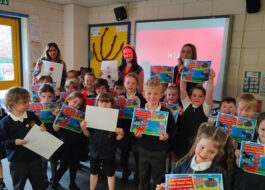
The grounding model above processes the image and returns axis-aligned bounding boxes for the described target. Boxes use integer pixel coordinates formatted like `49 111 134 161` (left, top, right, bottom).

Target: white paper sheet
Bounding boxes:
101 60 118 88
23 125 64 160
38 60 63 88
85 106 118 132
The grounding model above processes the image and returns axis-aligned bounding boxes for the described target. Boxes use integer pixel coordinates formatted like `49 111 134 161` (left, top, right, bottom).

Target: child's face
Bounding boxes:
124 76 137 93
83 75 95 89
195 138 218 164
180 46 193 61
65 85 77 93
97 101 112 108
37 79 49 85
237 101 255 118
12 98 30 115
190 89 205 107
40 92 54 103
95 85 107 95
67 72 76 80
114 85 125 93
68 97 83 110
220 102 237 115
166 89 179 104
143 87 162 106
258 120 265 144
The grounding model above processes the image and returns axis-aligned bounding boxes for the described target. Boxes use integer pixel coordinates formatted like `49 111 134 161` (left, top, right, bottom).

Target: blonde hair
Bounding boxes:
65 91 86 111
144 80 162 92
65 79 80 90
95 92 115 108
4 87 30 112
236 94 256 112
178 122 235 175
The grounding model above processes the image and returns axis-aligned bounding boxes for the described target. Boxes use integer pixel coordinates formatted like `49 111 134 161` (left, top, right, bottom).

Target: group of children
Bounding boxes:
0 64 264 190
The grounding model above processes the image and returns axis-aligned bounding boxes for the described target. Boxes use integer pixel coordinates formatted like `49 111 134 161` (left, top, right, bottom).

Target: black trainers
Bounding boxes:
69 183 80 190
0 181 5 190
122 169 131 183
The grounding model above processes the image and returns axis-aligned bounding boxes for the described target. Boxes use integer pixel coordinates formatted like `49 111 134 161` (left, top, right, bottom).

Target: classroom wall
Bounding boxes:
1 0 265 111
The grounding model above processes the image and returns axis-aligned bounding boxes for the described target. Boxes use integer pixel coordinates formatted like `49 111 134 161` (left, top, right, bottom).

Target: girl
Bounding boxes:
173 43 198 92
117 44 144 93
80 92 124 190
50 92 89 190
118 73 146 183
65 79 80 93
38 83 58 187
176 69 215 159
236 112 265 190
33 42 67 88
81 73 96 103
0 87 46 190
156 122 235 190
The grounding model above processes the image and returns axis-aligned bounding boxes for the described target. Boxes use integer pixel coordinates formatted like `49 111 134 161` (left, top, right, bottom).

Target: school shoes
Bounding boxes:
69 183 80 190
0 180 5 190
122 169 131 183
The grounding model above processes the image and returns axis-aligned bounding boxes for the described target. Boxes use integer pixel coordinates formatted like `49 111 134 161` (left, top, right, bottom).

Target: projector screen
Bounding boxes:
135 16 233 101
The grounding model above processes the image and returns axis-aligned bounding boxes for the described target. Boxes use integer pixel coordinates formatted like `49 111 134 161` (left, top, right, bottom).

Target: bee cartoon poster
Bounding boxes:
160 102 179 122
181 59 211 83
54 105 84 133
29 102 57 123
115 98 140 119
150 66 174 83
240 141 265 176
216 112 256 142
130 108 168 136
165 174 223 190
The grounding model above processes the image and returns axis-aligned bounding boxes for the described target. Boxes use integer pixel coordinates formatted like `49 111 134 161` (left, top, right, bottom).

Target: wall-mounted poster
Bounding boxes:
260 74 265 96
89 22 130 78
243 71 261 93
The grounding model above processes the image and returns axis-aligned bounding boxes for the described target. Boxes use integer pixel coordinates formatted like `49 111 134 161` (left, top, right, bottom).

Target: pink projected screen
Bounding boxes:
135 17 232 101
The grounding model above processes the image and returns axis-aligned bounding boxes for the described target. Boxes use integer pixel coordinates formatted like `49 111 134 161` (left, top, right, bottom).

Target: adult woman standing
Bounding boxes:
33 42 67 88
118 44 144 94
173 43 197 93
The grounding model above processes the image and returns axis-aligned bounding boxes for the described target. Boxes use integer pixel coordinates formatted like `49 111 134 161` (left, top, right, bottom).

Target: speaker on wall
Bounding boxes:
246 0 260 13
114 6 127 21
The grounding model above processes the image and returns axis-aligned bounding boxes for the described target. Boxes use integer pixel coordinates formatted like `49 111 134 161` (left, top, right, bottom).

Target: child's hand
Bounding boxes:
159 132 168 141
15 139 28 145
131 96 140 101
53 109 60 117
37 61 43 72
178 106 183 116
156 183 166 190
56 88 61 97
39 124 46 132
209 69 216 79
235 149 241 158
134 131 143 138
118 95 126 99
80 120 87 130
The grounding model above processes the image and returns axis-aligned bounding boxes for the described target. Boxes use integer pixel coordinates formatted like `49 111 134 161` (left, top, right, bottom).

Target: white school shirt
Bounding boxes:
182 96 211 117
190 155 212 171
10 112 28 123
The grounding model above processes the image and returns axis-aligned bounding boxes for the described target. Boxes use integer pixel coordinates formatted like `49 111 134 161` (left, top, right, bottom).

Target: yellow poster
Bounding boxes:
89 22 130 78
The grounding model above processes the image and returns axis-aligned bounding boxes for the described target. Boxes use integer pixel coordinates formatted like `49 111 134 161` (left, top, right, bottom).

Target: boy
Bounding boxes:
236 94 256 119
82 73 95 98
37 75 53 85
134 80 175 190
66 70 79 81
0 87 45 190
113 80 125 93
220 97 237 116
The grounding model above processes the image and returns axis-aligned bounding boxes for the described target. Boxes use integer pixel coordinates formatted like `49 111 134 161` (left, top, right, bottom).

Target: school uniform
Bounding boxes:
138 104 175 190
176 97 211 159
117 92 146 181
81 89 96 105
0 111 45 190
0 107 7 161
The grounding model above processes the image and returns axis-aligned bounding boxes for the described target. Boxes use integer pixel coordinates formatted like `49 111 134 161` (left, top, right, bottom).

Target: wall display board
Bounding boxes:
243 71 261 93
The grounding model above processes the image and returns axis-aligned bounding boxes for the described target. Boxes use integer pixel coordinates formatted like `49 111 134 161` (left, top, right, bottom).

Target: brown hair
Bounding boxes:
95 92 115 108
125 72 139 84
257 112 265 130
37 75 53 84
64 91 86 111
144 80 162 92
41 42 62 62
181 43 197 60
4 87 30 112
65 79 80 90
236 94 256 112
178 122 235 175
38 83 55 96
220 97 236 108
67 70 79 78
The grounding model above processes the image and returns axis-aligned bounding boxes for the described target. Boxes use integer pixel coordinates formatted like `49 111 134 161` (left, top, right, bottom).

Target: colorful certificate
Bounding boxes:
150 66 174 83
29 102 57 123
240 141 265 176
181 59 211 83
216 112 256 142
115 98 140 119
130 108 168 136
160 102 179 122
31 85 41 102
166 174 223 190
54 105 84 133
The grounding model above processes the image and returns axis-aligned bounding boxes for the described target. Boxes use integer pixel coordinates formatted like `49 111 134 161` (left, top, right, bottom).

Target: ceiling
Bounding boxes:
46 0 146 7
